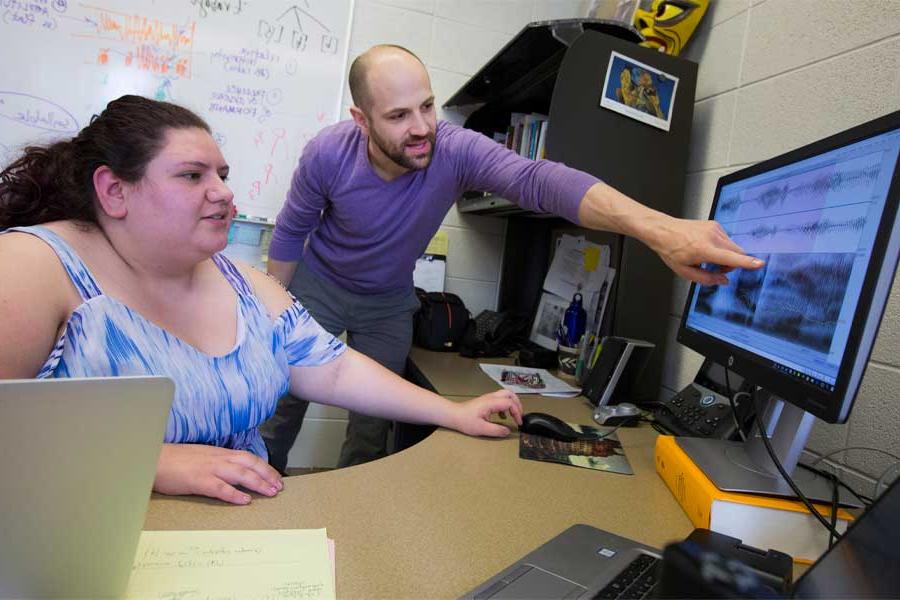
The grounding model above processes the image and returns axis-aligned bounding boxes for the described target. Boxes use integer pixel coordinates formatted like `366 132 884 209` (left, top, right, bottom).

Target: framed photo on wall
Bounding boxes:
599 50 679 131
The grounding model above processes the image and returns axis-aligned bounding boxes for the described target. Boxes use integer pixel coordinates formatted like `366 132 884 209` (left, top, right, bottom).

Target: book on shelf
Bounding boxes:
509 112 526 156
523 114 539 158
536 119 548 160
503 112 548 160
654 435 854 564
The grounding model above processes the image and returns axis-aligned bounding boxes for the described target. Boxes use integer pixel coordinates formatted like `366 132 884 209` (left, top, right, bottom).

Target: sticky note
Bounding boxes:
425 229 449 256
583 246 600 272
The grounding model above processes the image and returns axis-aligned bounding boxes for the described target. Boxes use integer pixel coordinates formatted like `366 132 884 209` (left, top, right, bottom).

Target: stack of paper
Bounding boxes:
126 529 336 599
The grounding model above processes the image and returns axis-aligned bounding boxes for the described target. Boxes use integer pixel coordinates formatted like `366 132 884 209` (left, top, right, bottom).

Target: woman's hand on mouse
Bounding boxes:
451 390 523 437
153 443 284 505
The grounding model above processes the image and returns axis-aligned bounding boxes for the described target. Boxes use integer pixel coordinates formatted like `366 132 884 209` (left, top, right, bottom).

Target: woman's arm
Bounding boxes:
290 348 523 437
0 233 75 378
240 263 523 436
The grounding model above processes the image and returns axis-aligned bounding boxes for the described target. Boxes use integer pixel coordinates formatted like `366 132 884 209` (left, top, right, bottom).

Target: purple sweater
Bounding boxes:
269 120 599 293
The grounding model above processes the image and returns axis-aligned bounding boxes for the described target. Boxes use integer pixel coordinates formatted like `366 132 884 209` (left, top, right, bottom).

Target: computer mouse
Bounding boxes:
520 412 585 442
593 402 642 426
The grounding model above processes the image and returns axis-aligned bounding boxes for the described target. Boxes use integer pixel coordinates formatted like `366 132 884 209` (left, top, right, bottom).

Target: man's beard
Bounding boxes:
370 127 436 171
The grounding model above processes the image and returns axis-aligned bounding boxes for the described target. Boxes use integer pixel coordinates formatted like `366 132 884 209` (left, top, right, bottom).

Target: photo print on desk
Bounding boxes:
501 369 546 390
480 364 580 395
520 423 633 475
599 51 678 132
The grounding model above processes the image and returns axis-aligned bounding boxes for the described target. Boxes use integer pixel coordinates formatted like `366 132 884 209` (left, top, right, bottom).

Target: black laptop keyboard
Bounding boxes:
592 553 660 599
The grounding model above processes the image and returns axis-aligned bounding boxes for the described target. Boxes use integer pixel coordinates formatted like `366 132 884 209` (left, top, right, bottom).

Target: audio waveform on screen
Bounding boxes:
728 215 867 241
695 252 853 353
718 161 881 218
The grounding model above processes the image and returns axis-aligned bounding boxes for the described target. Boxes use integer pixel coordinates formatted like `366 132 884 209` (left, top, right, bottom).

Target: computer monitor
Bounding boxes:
675 110 900 503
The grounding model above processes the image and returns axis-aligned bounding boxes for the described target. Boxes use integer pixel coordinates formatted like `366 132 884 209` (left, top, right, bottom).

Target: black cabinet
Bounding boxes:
443 20 698 402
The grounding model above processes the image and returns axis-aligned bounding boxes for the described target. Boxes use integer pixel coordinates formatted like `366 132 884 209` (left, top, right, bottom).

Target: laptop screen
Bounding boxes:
792 476 900 597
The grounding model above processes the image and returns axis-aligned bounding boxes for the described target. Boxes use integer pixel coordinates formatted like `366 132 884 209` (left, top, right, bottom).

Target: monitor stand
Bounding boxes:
676 395 862 507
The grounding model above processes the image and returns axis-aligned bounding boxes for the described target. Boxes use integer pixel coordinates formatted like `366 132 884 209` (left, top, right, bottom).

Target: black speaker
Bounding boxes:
582 336 654 407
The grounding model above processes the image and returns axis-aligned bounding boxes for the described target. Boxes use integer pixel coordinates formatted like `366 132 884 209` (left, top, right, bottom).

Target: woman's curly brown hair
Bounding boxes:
0 95 210 228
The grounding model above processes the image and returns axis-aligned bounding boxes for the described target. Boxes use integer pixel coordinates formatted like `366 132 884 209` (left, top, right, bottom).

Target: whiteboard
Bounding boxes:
0 0 353 222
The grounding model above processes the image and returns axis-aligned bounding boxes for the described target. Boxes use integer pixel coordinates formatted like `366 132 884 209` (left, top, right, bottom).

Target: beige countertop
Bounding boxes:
145 392 693 599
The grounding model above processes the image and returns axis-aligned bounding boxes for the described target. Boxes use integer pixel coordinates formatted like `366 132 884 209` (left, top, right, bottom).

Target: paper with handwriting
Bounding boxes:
125 529 335 599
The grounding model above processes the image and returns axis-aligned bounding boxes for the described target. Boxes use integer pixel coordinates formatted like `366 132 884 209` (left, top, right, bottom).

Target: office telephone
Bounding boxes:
653 359 754 439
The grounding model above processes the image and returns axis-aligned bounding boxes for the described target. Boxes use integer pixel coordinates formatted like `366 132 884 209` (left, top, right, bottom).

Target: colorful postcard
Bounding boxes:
599 50 678 132
519 422 633 475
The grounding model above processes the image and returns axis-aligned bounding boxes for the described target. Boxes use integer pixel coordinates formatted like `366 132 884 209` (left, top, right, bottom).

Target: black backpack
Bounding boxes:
413 289 469 351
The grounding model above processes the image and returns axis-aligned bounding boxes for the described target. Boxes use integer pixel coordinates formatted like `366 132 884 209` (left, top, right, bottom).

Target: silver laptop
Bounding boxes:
0 377 174 599
462 524 661 599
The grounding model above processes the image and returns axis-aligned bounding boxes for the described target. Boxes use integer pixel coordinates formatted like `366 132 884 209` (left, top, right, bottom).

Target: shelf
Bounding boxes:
443 19 640 111
458 194 560 217
457 194 517 215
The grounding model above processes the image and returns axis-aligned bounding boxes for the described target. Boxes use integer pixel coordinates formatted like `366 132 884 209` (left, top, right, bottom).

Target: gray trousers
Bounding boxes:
260 260 420 471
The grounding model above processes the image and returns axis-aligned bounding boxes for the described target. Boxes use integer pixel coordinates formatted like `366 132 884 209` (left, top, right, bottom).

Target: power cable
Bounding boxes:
751 387 843 541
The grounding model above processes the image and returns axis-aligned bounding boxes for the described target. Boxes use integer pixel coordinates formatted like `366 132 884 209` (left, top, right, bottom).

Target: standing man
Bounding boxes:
262 45 760 471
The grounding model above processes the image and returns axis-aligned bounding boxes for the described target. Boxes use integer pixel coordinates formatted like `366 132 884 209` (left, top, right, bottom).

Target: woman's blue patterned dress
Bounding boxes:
5 225 346 459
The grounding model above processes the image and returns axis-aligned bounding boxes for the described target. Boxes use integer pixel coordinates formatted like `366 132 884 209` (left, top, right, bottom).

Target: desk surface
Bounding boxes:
145 393 693 598
408 346 508 396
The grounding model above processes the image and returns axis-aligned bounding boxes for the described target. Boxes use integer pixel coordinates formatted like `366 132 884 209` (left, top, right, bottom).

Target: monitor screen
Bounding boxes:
678 112 900 423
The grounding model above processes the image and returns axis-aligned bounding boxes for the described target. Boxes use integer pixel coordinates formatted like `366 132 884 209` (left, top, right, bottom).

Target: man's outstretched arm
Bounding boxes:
577 182 764 285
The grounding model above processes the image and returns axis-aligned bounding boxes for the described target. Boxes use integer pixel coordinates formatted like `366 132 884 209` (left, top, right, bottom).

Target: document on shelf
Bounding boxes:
543 235 610 302
413 254 446 292
125 529 336 599
480 363 580 396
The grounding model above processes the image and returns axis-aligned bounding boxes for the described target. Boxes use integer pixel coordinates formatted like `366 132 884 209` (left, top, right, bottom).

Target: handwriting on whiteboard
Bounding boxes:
0 91 79 133
188 0 245 19
208 84 285 124
1 0 67 30
210 47 280 80
257 4 338 54
79 5 197 78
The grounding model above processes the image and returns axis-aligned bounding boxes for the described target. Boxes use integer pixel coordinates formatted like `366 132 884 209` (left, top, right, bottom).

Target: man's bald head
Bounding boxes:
348 45 426 112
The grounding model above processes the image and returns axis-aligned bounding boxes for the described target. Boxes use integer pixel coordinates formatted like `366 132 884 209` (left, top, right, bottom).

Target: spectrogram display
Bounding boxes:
695 253 853 353
685 125 899 384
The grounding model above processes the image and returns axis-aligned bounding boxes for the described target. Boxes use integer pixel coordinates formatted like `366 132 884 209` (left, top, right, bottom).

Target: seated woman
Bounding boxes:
0 95 523 505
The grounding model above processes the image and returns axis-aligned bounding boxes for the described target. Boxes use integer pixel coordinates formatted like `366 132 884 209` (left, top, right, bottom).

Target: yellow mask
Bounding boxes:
633 0 709 56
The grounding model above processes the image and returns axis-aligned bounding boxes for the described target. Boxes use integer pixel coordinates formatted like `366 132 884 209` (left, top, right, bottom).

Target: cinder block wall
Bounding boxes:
661 0 900 498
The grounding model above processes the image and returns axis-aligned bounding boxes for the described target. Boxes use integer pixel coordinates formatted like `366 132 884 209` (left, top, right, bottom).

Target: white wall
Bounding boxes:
289 0 590 468
661 0 900 498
